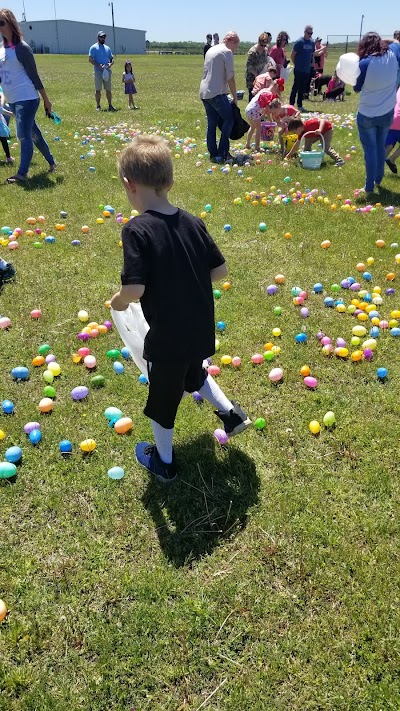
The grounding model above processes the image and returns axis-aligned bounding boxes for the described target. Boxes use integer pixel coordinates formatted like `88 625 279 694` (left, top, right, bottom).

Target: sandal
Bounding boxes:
6 175 26 184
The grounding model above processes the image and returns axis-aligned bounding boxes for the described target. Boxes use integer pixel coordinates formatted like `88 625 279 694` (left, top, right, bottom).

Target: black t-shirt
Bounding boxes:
203 42 211 58
121 208 225 363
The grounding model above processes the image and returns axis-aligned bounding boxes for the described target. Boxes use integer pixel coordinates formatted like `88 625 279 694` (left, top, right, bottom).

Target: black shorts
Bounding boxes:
144 360 208 429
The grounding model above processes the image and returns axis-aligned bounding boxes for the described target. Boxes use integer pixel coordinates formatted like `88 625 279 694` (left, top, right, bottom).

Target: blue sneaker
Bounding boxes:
0 258 16 284
135 442 177 483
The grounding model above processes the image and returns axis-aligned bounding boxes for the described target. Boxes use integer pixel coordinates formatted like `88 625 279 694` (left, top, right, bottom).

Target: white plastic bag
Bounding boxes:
280 65 292 82
336 53 360 86
111 303 149 376
102 67 110 81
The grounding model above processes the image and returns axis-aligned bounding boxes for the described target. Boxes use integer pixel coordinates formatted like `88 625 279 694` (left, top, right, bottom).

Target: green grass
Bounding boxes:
1 53 400 710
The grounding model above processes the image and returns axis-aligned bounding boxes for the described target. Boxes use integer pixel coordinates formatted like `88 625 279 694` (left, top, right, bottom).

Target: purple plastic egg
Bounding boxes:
316 331 325 341
300 307 309 318
336 338 346 347
266 284 278 296
363 348 373 361
24 421 41 434
71 386 89 400
77 332 90 341
386 288 395 295
45 354 56 364
193 391 203 403
214 428 229 445
103 320 113 330
321 336 331 346
350 282 360 291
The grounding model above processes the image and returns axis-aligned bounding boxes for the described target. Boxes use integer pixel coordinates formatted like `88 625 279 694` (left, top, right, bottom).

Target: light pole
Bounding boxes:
22 0 26 21
359 14 365 41
108 2 116 54
53 0 60 53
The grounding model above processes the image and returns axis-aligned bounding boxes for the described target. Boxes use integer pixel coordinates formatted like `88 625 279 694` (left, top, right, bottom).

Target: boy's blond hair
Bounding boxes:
118 134 173 193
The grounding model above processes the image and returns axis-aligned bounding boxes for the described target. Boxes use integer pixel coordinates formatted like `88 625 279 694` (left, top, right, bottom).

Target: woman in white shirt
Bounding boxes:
0 8 56 183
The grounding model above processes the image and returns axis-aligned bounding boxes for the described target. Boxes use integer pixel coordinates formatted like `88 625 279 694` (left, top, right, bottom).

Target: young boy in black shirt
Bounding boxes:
111 135 251 483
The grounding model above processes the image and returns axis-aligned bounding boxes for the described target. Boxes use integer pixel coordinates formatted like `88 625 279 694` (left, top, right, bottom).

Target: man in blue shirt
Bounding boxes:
290 25 324 112
88 31 116 111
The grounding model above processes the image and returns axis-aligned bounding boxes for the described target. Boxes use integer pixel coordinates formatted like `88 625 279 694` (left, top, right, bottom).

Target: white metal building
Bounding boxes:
20 20 146 55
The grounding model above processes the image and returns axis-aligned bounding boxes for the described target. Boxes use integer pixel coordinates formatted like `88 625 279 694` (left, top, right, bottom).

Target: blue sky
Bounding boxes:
7 0 399 43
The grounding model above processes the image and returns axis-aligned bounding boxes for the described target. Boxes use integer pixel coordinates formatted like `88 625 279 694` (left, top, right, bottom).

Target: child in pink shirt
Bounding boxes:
269 98 300 152
245 89 276 151
323 73 345 101
385 87 400 173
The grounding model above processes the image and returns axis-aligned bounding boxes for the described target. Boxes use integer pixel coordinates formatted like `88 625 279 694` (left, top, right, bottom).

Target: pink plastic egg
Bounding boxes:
321 336 332 346
84 355 97 369
269 367 283 383
78 347 91 358
251 353 264 365
0 317 11 329
30 309 42 319
232 356 241 367
304 376 318 389
208 365 220 376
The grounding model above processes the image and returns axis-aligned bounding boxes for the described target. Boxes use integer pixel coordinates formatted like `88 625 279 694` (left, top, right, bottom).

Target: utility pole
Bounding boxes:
108 2 116 54
53 0 61 53
359 14 365 41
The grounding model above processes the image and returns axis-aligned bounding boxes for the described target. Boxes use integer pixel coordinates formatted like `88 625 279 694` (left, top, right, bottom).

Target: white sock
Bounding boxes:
198 375 232 413
151 420 173 464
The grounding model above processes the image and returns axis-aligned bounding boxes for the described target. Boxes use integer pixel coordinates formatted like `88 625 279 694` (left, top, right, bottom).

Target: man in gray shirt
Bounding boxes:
199 31 239 162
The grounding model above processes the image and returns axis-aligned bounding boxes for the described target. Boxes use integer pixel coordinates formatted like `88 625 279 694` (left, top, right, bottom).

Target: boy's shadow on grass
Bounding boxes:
142 433 259 568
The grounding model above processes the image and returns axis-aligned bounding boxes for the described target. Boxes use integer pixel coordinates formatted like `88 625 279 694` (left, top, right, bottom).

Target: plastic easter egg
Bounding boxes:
0 599 7 620
47 362 60 376
103 320 113 330
80 438 96 452
43 369 54 384
295 333 307 343
106 349 121 360
216 321 226 332
214 428 229 445
300 307 309 318
0 462 17 478
108 466 125 480
221 355 232 366
0 316 11 329
304 376 318 389
104 407 123 422
0 430 5 440
251 353 264 364
113 361 125 374
361 338 377 351
84 355 97 369
38 343 51 356
45 354 56 364
275 274 285 284
272 327 281 338
222 281 231 291
391 327 400 337
121 347 131 360
321 240 331 249
223 224 231 232
352 325 367 337
81 225 90 233
269 367 283 383
32 355 45 367
71 239 81 247
59 440 72 454
309 420 321 435
30 309 42 319
208 365 220 376
351 350 363 362
43 386 56 398
91 374 105 387
114 417 133 434
138 374 148 385
266 284 278 296
335 347 349 358
300 365 310 377
375 239 385 248
193 391 203 403
24 421 40 435
71 386 89 400
78 310 89 322
254 417 266 430
322 344 333 356
313 283 323 293
323 411 336 427
259 222 267 232
29 429 42 445
377 367 388 380
1 400 14 414
11 366 29 380
232 356 241 367
5 446 22 463
77 347 90 358
215 338 220 351
39 397 53 413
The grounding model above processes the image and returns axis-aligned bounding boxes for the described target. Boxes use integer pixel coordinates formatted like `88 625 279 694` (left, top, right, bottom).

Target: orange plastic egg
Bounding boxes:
39 397 54 413
114 417 133 434
32 355 45 366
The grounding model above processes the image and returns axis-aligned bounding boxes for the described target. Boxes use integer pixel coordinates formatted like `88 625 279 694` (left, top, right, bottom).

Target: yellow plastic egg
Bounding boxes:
0 429 5 441
200 211 207 219
352 325 367 337
27 217 36 225
48 362 61 376
389 319 398 328
309 420 321 435
96 218 104 224
336 303 346 313
335 347 349 358
361 338 377 351
222 281 231 290
272 328 281 337
271 345 281 355
80 438 97 452
357 312 368 321
367 257 374 265
105 300 111 309
351 350 363 362
78 310 89 322
221 355 232 365
391 310 400 319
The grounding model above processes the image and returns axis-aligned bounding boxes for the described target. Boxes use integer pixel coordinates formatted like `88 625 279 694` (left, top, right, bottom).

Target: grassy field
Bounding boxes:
1 52 400 710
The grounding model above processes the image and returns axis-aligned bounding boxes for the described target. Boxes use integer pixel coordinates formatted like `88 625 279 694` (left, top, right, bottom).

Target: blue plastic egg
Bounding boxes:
5 446 22 463
377 367 388 380
107 466 125 480
217 321 226 331
29 429 42 445
11 366 29 380
313 283 323 293
59 439 72 454
113 361 125 374
370 326 380 338
295 333 307 343
138 374 148 385
104 407 123 422
224 224 231 231
362 271 372 281
45 236 56 244
1 400 14 414
324 297 334 308
121 347 131 359
390 327 400 336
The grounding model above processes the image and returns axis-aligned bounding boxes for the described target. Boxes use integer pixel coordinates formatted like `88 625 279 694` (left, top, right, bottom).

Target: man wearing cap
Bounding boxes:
289 25 324 111
89 31 116 111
